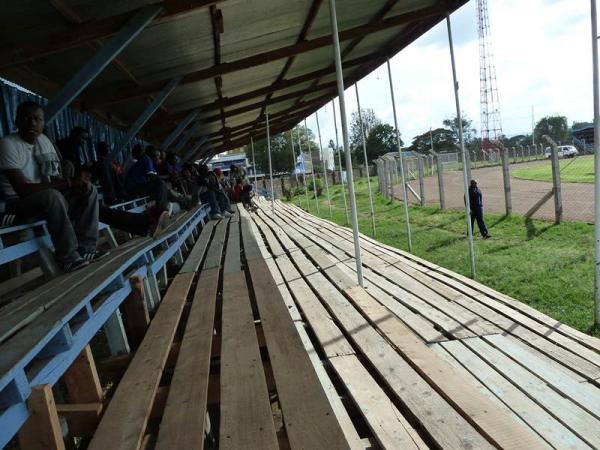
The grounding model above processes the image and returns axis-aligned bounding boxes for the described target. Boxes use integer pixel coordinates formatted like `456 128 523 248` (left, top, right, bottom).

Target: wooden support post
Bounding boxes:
64 345 102 404
18 385 66 450
104 227 119 249
417 155 425 206
436 155 446 210
103 310 130 355
500 144 512 215
549 139 563 224
121 276 150 349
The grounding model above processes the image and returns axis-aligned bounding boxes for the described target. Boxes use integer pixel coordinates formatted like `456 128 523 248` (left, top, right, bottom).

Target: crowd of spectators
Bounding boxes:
0 100 257 273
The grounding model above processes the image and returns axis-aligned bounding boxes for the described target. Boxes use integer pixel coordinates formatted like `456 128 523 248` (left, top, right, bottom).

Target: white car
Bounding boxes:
544 145 577 159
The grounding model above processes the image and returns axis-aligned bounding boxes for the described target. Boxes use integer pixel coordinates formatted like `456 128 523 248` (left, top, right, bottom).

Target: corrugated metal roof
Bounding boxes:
0 0 468 160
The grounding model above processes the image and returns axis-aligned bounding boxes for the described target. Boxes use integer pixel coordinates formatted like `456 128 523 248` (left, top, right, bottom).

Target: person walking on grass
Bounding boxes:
468 179 490 239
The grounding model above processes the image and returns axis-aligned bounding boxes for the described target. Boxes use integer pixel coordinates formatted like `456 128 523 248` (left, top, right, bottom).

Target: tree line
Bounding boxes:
247 109 588 174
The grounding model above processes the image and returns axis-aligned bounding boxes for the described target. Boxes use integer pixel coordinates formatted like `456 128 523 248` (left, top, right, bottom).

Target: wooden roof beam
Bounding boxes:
83 2 449 106
0 0 224 69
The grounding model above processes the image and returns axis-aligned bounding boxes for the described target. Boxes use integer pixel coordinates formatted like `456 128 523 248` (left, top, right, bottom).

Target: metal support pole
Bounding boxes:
251 136 258 188
447 14 476 279
332 99 350 225
297 127 311 210
329 0 363 287
592 0 600 325
386 58 413 252
160 109 199 150
355 83 376 236
290 130 299 186
111 76 182 160
266 111 275 210
316 112 333 218
305 118 320 214
45 6 162 124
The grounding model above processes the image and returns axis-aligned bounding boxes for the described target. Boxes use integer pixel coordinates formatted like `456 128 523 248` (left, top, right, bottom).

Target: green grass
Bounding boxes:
513 155 595 183
289 177 599 336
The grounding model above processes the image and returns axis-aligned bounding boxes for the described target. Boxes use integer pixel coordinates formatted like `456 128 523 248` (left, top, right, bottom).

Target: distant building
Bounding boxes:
207 152 262 178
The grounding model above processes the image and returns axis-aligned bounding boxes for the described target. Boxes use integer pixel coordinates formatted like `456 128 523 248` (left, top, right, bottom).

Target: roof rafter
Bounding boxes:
0 0 224 68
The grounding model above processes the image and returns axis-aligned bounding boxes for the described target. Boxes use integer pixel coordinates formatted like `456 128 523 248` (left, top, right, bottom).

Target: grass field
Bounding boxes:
289 177 598 336
513 155 594 183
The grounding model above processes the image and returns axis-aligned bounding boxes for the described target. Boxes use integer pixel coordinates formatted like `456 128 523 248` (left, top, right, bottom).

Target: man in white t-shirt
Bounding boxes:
0 101 105 272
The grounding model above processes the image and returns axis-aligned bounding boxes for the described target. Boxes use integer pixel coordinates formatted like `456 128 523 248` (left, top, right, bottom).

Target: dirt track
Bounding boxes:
402 160 594 223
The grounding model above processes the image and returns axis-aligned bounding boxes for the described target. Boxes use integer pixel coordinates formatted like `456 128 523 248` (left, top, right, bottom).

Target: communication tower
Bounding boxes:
477 0 503 151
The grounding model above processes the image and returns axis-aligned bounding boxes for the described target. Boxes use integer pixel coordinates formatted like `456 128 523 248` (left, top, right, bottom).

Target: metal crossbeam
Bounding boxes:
160 109 200 150
110 76 183 160
45 5 162 124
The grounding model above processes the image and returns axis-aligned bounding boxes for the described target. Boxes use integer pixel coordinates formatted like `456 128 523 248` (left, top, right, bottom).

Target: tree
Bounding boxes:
349 108 381 152
364 123 400 162
572 121 593 130
408 128 456 155
442 115 477 145
505 134 531 148
251 125 320 175
534 116 569 144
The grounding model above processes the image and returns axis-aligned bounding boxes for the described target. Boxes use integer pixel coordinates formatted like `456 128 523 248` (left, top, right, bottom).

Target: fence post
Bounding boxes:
417 155 425 206
435 155 446 209
494 141 512 215
545 136 563 224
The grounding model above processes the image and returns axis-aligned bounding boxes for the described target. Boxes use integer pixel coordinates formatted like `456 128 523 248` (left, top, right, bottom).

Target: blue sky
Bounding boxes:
307 0 594 155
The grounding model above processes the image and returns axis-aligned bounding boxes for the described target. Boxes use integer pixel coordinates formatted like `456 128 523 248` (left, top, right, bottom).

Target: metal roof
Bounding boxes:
0 0 467 161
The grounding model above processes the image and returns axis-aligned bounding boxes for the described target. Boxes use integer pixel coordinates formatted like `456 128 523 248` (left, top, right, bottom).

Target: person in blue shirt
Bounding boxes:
468 179 490 239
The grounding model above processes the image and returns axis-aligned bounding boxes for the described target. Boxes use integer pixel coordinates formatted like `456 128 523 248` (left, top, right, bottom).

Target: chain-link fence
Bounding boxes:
375 140 593 224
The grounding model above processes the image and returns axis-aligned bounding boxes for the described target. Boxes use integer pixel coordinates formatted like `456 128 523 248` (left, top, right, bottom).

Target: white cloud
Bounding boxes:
307 0 594 156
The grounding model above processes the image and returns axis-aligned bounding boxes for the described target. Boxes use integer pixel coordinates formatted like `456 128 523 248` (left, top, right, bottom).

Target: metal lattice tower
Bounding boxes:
477 0 503 151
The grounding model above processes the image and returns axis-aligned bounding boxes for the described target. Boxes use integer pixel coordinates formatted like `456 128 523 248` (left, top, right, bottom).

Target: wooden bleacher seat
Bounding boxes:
88 208 349 450
0 205 209 447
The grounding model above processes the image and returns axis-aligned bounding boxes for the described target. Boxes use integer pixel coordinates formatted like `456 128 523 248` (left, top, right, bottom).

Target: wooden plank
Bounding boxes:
247 257 351 449
433 342 584 450
0 238 148 344
485 334 600 419
220 272 278 449
293 324 363 450
224 219 241 273
155 268 220 450
293 269 493 449
203 218 229 269
63 345 102 404
278 203 600 378
0 267 43 299
179 221 215 273
334 262 446 343
463 337 600 447
88 272 195 450
56 402 102 437
343 286 547 450
18 385 65 450
120 275 149 350
329 355 427 450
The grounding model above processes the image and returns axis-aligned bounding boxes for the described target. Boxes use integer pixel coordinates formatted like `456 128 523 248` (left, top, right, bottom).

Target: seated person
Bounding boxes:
125 146 193 214
0 102 107 272
57 126 89 178
197 165 233 220
93 141 126 205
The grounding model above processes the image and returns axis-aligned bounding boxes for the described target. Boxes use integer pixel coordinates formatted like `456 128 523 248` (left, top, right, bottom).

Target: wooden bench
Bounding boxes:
0 196 150 298
87 207 349 450
249 198 600 449
0 204 209 448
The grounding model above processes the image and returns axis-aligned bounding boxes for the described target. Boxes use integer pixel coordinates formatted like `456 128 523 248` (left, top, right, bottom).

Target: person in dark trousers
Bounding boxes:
468 179 490 239
57 126 89 178
0 102 105 272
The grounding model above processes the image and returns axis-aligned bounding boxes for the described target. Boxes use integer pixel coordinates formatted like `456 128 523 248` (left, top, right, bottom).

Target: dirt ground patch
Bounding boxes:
402 160 594 223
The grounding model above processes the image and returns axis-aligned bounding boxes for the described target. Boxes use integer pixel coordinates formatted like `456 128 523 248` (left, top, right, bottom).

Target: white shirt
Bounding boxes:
0 133 57 200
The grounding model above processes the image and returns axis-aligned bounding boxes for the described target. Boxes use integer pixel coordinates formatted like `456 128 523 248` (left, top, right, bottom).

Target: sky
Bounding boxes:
304 0 594 159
